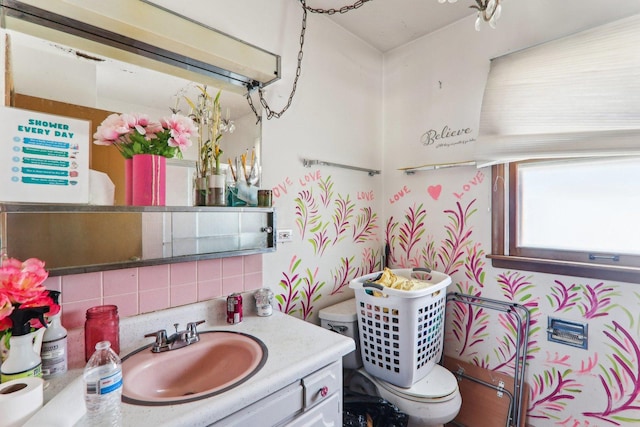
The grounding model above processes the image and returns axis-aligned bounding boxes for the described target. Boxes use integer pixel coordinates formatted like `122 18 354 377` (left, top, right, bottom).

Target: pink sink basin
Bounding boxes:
121 331 267 405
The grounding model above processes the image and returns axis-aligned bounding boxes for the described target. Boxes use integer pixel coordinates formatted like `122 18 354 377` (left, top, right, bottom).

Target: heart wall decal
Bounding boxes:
428 185 442 200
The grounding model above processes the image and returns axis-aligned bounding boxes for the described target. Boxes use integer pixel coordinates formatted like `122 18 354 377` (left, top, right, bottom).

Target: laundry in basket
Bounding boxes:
349 268 451 388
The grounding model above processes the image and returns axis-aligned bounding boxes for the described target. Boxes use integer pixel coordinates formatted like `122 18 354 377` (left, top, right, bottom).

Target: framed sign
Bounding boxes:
0 106 90 203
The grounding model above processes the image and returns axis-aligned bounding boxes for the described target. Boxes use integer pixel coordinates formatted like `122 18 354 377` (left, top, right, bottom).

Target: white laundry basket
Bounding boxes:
349 268 451 388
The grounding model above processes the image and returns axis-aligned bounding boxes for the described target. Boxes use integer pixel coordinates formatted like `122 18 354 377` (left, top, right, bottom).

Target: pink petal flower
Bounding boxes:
0 291 14 329
0 257 48 304
168 133 193 151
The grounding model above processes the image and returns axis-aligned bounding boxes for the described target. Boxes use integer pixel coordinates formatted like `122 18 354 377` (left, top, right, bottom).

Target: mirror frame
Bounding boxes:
0 0 280 92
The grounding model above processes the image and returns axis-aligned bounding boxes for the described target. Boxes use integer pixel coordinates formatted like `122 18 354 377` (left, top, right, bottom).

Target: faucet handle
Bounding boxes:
186 320 205 343
144 329 168 352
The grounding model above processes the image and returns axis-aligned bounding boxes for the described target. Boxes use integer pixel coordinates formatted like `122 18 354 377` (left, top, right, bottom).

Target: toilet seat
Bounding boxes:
372 365 459 403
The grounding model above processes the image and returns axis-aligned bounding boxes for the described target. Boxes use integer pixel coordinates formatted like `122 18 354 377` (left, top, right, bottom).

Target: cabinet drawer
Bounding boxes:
285 393 341 427
302 361 342 410
213 381 303 426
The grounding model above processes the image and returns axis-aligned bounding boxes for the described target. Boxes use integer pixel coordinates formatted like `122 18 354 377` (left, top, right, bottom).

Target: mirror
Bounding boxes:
6 28 262 205
1 205 276 276
0 0 279 274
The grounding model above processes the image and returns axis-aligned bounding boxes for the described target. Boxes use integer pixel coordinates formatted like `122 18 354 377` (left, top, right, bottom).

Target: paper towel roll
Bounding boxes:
0 377 44 427
88 169 115 205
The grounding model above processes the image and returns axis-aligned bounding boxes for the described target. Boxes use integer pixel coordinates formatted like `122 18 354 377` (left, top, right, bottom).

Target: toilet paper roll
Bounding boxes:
0 377 44 427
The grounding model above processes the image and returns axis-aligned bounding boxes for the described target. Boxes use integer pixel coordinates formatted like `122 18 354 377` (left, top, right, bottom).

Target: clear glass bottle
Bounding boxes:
85 305 119 362
83 341 123 427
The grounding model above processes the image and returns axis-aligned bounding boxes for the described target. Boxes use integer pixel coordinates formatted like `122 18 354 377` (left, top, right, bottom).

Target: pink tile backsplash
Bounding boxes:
138 264 170 291
104 293 138 318
222 257 244 277
197 278 223 301
62 272 102 302
61 299 101 329
139 288 170 313
243 272 264 291
103 268 138 296
170 261 197 286
170 283 198 307
55 255 262 363
197 258 222 282
222 275 244 295
244 254 263 274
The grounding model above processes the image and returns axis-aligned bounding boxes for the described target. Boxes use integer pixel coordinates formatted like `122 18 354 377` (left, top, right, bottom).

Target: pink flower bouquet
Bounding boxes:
0 257 59 333
93 112 197 159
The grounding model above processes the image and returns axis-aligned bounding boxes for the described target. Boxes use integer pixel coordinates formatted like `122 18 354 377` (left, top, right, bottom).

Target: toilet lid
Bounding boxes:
378 365 459 402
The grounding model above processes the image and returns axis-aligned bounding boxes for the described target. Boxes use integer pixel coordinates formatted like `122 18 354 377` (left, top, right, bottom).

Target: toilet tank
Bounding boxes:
319 299 362 370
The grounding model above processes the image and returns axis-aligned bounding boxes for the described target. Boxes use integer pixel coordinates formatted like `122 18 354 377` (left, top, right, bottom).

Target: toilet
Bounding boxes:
320 298 461 427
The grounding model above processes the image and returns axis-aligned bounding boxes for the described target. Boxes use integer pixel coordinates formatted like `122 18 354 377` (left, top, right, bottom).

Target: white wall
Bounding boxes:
150 0 385 319
384 1 640 425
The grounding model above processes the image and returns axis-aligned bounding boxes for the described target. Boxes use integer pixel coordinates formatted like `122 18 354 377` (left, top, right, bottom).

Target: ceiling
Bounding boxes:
306 0 477 52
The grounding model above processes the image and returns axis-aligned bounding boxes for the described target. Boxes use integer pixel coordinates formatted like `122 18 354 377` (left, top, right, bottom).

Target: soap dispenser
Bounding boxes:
0 306 49 383
41 291 68 378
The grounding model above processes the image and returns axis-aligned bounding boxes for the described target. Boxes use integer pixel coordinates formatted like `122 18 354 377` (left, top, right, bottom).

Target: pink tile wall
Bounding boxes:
45 255 263 331
45 255 263 368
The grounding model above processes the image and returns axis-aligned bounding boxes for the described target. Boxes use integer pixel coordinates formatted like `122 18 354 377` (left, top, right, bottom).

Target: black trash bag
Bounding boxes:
343 389 409 427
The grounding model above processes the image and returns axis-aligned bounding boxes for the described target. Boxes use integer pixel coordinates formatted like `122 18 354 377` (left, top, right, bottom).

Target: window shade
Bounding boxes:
475 14 640 168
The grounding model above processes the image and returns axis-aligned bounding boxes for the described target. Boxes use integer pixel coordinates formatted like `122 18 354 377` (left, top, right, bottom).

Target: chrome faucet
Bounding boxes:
144 320 205 353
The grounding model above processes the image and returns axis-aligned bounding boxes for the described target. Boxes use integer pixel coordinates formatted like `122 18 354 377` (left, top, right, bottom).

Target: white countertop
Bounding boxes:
26 297 355 427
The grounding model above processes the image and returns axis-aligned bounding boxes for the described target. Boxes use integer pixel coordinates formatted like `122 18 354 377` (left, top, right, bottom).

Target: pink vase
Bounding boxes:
124 158 133 205
131 154 166 206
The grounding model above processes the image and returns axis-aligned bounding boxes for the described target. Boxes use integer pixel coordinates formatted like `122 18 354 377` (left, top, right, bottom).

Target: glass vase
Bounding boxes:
194 177 208 206
207 174 226 206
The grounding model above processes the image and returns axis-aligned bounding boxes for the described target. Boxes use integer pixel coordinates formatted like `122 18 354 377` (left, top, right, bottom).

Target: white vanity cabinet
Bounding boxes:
213 360 343 427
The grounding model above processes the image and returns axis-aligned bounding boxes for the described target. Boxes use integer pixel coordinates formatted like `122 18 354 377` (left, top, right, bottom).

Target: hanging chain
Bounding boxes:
246 0 374 122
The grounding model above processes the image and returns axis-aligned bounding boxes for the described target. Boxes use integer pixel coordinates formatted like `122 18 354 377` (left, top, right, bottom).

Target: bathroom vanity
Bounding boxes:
27 297 354 426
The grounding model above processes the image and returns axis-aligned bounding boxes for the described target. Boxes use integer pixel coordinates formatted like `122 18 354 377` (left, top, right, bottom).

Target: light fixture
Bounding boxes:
438 0 503 31
220 108 236 134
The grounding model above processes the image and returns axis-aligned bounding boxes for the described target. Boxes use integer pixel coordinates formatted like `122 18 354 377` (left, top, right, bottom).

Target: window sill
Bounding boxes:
487 254 640 284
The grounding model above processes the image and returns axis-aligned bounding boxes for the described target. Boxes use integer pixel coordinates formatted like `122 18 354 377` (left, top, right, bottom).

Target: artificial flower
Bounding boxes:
93 112 197 159
184 86 224 177
0 257 59 333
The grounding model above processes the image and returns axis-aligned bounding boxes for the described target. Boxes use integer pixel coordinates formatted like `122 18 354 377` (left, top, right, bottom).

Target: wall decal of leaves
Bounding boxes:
544 351 572 368
493 271 540 372
583 321 640 424
447 289 490 357
452 302 490 358
398 203 427 266
275 255 303 316
295 189 320 238
332 194 355 245
309 222 330 255
385 218 399 266
300 266 325 321
438 200 476 276
329 247 382 295
352 207 379 243
547 280 581 313
419 239 439 271
579 282 619 319
464 242 485 286
528 368 582 421
318 175 334 208
361 246 383 274
330 256 357 295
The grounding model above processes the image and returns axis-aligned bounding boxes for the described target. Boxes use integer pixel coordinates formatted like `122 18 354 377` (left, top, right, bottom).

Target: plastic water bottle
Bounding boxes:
83 341 123 426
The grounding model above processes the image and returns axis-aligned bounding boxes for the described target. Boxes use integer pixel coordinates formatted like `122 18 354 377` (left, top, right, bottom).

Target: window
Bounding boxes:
489 157 640 283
